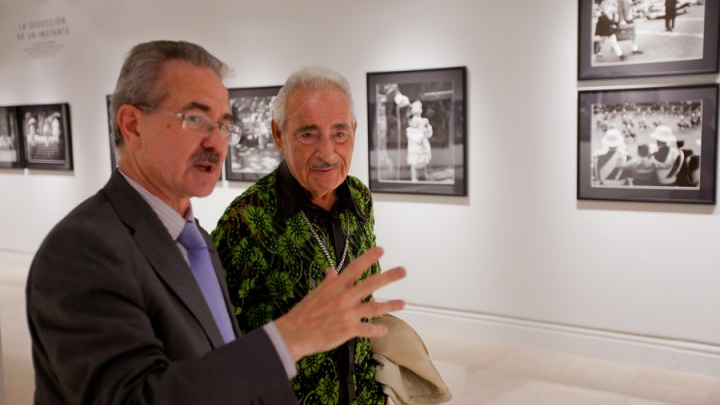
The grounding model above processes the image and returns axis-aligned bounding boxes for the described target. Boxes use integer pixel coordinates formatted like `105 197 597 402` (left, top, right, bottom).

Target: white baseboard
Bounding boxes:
398 303 720 377
0 249 32 270
5 248 718 377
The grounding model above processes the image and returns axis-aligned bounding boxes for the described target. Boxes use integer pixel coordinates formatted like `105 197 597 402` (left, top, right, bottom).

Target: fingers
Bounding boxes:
279 246 406 361
344 300 406 339
363 298 406 319
336 246 384 286
332 246 406 309
351 323 389 339
350 266 406 303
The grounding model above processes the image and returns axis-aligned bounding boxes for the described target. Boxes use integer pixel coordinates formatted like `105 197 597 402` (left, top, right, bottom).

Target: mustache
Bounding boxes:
191 149 221 165
311 161 338 169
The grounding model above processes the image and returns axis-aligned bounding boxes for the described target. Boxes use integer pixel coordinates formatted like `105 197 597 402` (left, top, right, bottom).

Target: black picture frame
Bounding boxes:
225 86 282 182
577 84 718 204
18 103 73 170
0 106 23 169
367 67 467 196
578 0 719 80
106 94 118 169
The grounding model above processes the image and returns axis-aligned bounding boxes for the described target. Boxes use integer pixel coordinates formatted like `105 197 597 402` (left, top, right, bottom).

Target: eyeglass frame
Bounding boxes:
134 105 240 144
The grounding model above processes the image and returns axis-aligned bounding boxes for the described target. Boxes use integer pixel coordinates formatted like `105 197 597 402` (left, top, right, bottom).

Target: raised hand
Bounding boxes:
275 247 406 362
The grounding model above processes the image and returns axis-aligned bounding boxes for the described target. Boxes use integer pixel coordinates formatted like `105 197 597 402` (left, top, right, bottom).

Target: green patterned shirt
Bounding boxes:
212 162 385 405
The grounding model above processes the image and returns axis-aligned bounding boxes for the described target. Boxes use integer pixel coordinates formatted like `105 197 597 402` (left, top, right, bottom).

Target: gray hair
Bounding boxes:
109 40 230 148
272 65 355 131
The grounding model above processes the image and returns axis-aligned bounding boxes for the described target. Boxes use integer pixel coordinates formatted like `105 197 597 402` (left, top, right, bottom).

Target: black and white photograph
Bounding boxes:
578 0 719 79
225 86 282 182
18 103 73 170
367 67 467 196
578 84 718 203
0 106 22 168
106 94 118 169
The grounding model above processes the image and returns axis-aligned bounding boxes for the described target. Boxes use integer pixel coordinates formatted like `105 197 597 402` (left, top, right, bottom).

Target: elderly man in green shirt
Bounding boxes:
213 66 386 405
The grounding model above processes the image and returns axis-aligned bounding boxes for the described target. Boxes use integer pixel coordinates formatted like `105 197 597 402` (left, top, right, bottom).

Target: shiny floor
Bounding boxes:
423 333 720 405
2 262 719 405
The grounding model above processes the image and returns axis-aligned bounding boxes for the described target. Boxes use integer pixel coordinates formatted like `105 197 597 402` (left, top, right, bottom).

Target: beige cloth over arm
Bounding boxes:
371 314 452 405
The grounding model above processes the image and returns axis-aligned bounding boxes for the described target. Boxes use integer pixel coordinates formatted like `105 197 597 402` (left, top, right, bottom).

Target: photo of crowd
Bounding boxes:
225 87 282 182
590 99 702 189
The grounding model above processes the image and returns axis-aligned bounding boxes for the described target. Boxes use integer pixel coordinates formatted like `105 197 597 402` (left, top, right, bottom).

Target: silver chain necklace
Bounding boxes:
300 210 350 272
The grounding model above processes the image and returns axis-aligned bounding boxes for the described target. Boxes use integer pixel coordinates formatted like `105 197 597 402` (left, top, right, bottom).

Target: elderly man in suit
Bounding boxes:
26 40 405 405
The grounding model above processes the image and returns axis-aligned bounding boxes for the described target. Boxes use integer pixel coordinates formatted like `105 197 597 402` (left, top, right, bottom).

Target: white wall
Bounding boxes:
0 322 4 405
1 0 719 376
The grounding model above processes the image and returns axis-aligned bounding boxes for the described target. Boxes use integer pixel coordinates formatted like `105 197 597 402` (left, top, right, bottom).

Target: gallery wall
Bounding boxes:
1 0 719 375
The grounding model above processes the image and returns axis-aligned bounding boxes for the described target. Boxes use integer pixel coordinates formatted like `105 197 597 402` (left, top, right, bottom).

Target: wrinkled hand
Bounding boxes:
275 247 406 362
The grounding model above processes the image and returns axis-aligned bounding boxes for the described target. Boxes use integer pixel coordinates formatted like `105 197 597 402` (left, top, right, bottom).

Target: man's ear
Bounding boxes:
271 119 283 151
116 104 142 148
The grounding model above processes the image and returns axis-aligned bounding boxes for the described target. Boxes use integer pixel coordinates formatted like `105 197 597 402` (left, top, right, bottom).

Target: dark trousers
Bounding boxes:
665 16 675 31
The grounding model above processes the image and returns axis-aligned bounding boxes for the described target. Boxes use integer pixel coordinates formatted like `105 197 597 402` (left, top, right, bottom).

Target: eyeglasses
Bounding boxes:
136 106 240 144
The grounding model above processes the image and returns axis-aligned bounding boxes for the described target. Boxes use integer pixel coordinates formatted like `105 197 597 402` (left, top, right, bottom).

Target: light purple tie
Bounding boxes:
178 220 235 344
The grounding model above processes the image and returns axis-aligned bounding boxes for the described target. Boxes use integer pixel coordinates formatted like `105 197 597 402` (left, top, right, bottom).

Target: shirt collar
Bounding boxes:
118 169 192 240
275 160 363 223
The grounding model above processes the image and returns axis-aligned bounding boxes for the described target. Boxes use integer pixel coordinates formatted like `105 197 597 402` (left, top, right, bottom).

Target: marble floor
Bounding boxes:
2 262 719 405
423 333 720 405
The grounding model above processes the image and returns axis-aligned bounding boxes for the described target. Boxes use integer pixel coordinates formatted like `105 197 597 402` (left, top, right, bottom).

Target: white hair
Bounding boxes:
272 65 355 130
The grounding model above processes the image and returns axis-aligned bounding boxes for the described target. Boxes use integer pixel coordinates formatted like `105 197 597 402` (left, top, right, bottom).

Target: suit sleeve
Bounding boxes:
27 210 297 405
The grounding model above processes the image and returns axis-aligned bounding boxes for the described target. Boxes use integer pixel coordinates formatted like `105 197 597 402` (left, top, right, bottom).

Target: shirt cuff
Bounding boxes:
263 322 297 379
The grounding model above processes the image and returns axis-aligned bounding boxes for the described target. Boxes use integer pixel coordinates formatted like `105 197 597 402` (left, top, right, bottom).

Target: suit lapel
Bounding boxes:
102 171 230 348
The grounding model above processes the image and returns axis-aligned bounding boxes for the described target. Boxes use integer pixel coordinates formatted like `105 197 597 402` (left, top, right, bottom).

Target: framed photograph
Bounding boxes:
367 67 467 196
577 84 718 204
18 103 73 170
106 94 118 169
224 86 282 182
578 0 719 79
0 106 23 168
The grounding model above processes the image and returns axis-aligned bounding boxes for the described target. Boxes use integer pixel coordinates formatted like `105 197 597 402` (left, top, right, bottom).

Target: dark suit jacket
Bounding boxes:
26 170 298 405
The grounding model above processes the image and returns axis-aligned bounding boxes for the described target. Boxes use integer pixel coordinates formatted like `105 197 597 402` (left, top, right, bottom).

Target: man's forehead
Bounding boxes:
159 64 231 115
288 89 351 112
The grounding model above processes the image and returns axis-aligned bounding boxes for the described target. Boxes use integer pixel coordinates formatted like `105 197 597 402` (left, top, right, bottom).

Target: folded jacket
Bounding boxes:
371 314 452 405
